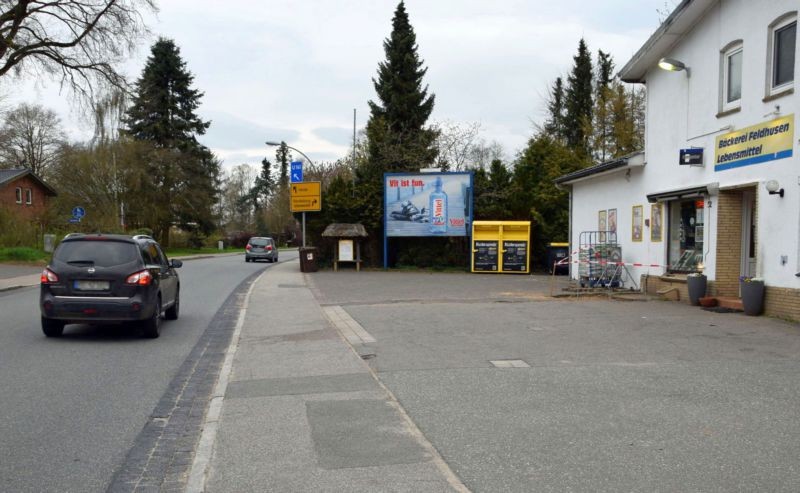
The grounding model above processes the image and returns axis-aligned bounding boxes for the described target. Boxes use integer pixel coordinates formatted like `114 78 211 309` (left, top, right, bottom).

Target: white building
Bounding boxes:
556 0 799 319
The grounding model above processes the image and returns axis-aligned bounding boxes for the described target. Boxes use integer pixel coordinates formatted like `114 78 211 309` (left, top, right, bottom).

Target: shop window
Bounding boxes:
668 199 704 273
721 42 743 111
25 188 32 205
767 13 796 96
15 187 22 204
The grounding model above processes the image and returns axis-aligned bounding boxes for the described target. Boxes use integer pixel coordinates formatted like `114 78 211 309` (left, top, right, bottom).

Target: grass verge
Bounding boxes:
0 247 49 264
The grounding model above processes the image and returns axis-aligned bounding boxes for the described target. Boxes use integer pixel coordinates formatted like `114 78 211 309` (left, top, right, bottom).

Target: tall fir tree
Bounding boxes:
543 77 566 142
275 142 291 189
124 38 219 244
366 1 438 172
357 1 439 265
564 38 594 157
591 50 615 161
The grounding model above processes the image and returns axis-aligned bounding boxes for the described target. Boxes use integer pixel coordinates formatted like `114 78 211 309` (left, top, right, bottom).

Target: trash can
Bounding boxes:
687 274 707 306
299 247 318 273
546 242 569 275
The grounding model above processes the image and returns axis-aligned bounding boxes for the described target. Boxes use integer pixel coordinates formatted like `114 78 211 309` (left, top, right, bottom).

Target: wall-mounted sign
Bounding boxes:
714 115 794 171
679 148 704 166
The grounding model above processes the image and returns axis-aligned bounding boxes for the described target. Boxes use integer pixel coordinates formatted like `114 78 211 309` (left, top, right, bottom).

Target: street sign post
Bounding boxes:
290 182 321 212
290 161 303 183
70 206 85 223
290 181 321 250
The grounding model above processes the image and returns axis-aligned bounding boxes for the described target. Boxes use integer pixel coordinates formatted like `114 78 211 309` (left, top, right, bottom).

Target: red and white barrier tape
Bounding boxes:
554 257 665 268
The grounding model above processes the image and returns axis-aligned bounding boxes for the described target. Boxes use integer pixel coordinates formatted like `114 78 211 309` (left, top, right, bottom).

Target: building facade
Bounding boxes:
556 0 799 319
0 168 58 221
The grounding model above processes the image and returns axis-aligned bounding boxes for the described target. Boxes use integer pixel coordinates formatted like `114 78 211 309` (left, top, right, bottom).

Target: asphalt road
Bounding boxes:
0 252 293 493
310 271 800 493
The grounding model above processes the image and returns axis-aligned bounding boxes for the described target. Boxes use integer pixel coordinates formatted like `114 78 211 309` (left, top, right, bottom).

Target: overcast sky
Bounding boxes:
10 0 673 172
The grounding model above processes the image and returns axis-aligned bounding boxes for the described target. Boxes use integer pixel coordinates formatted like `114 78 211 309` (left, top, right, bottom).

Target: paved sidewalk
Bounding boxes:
196 260 464 492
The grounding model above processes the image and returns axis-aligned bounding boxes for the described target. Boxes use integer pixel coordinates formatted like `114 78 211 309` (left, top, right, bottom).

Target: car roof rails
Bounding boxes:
132 234 154 241
63 233 85 239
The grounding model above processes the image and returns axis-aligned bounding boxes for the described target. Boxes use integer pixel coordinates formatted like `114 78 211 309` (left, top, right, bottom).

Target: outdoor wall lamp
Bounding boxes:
766 179 784 198
658 57 690 77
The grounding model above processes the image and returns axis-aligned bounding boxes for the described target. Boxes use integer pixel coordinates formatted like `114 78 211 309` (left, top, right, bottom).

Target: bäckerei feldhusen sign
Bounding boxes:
714 115 794 171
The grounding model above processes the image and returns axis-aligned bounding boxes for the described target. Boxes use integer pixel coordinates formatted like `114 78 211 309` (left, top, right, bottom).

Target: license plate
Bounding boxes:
74 280 110 291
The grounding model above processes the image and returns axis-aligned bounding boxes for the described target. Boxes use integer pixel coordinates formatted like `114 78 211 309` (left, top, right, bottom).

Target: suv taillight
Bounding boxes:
266 245 272 251
126 270 153 286
245 244 252 251
40 268 59 284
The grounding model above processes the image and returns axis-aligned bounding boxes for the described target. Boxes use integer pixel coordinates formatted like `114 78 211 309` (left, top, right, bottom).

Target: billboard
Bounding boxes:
384 172 473 237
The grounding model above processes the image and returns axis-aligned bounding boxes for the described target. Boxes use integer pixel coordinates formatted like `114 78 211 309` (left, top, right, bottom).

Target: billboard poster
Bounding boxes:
384 172 473 237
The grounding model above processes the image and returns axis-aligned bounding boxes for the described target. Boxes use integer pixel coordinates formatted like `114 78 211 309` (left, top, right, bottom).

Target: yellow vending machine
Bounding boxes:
471 221 531 273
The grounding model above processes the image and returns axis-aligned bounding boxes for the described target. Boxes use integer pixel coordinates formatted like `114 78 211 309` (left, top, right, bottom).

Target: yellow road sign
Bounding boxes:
290 181 321 212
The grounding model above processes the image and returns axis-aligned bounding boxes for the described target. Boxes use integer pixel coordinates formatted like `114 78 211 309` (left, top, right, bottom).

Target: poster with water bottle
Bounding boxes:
384 172 473 237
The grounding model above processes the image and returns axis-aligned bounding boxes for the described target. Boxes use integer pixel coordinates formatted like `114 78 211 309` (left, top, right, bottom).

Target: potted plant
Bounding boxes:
740 276 765 316
687 272 707 306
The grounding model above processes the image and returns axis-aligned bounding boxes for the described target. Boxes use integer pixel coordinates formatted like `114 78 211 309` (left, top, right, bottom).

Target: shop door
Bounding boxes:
740 190 756 280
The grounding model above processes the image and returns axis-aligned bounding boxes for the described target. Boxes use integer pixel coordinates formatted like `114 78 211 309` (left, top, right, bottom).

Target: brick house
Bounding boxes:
0 168 58 220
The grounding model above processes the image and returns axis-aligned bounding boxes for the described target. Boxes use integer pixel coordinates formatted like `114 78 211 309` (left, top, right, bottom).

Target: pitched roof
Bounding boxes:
618 0 716 83
0 168 58 196
321 223 368 238
554 151 645 186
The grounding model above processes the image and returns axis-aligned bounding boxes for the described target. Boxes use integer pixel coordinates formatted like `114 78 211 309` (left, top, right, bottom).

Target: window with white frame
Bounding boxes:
15 187 22 204
721 42 743 110
767 13 796 95
25 188 32 205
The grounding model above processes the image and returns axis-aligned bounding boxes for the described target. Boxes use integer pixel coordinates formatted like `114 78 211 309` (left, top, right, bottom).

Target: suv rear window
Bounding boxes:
54 240 139 268
249 238 270 246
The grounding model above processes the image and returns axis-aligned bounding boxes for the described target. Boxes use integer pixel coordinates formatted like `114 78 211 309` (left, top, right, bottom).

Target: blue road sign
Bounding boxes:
72 206 85 219
290 161 303 183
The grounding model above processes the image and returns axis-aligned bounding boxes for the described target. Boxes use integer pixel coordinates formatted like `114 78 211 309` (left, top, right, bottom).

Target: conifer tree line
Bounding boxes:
0 0 644 265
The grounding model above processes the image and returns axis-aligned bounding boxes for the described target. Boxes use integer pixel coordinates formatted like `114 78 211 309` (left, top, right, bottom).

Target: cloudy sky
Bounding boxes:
11 0 674 172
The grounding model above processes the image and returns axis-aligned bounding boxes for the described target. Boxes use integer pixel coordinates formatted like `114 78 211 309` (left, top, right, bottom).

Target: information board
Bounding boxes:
501 241 528 272
472 240 499 272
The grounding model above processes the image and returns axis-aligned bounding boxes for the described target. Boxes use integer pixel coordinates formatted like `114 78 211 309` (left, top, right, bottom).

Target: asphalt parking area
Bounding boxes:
312 271 800 492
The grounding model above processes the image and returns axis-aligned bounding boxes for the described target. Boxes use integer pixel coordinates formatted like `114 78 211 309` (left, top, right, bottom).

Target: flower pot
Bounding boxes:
687 274 707 306
740 280 765 316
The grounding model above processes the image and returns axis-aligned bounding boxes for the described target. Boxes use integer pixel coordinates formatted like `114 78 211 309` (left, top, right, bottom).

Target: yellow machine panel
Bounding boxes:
471 221 531 273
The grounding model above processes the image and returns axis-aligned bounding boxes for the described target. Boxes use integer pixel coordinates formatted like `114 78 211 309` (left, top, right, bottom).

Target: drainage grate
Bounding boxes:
490 359 530 368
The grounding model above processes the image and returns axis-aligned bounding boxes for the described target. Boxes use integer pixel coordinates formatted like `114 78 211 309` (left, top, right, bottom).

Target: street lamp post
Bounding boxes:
265 141 313 247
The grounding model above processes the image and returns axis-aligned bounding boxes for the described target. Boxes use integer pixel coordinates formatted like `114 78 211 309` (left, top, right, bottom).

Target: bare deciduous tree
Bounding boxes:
431 120 482 171
0 0 157 100
0 102 65 175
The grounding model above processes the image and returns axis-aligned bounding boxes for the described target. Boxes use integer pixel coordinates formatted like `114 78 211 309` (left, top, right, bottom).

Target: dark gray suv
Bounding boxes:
40 234 182 338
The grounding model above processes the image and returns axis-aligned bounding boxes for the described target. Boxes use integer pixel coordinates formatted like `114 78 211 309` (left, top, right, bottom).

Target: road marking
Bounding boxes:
185 269 267 493
490 359 531 368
